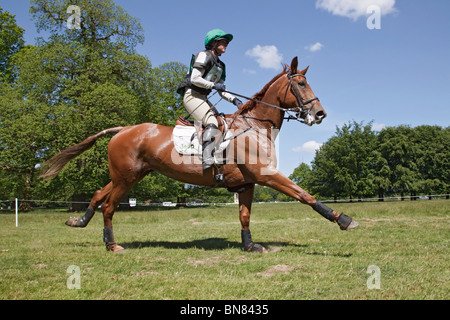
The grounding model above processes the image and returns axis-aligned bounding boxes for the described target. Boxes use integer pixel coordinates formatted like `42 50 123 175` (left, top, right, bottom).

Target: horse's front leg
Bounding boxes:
238 185 267 253
257 170 358 230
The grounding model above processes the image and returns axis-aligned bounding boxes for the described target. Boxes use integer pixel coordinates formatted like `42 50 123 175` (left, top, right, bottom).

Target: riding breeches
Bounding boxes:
183 89 218 127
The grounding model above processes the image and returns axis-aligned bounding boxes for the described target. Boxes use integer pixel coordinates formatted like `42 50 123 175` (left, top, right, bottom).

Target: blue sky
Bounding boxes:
2 0 450 176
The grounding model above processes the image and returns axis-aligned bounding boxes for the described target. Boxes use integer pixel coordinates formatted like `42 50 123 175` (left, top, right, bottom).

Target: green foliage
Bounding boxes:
0 2 187 205
289 162 312 186
304 122 449 200
0 7 24 82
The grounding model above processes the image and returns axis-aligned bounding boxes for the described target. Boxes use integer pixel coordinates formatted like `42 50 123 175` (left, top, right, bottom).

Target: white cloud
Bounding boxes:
245 45 283 70
305 42 324 52
315 0 397 20
292 140 323 154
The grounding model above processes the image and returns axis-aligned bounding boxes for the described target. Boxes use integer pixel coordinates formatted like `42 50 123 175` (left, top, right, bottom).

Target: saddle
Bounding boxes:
176 115 226 134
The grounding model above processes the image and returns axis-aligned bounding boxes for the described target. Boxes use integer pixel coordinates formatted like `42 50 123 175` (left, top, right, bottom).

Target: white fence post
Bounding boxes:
15 198 18 227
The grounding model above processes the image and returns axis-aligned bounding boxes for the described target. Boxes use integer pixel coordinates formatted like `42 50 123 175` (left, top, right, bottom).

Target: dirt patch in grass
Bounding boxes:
257 264 295 277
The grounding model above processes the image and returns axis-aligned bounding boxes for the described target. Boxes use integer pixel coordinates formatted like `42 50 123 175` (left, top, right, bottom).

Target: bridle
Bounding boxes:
223 70 320 124
283 71 320 123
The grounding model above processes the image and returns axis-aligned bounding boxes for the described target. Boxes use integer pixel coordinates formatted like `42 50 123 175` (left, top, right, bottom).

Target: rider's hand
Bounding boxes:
213 83 226 92
233 98 243 107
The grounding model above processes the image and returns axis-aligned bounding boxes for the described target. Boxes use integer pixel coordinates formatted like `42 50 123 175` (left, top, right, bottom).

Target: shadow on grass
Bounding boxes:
121 237 308 251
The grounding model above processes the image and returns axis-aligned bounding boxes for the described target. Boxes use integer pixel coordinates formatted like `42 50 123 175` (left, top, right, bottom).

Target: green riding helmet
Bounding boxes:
204 29 233 49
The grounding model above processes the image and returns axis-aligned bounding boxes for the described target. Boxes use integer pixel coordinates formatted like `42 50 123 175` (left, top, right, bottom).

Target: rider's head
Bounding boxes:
205 29 233 55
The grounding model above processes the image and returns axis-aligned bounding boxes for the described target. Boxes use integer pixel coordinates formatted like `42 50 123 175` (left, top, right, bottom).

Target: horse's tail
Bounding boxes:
40 127 124 180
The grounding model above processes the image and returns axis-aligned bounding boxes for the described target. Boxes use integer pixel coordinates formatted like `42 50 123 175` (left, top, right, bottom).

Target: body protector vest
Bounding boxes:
177 50 226 96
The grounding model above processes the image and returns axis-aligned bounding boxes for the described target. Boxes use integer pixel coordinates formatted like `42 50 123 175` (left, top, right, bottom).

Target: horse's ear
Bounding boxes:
300 66 309 75
290 57 298 73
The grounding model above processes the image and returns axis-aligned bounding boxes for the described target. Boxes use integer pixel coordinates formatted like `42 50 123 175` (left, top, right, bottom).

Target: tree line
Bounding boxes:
289 122 449 201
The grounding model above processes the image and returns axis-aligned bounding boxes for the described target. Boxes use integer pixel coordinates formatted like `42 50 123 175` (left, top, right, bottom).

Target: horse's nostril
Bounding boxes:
316 111 326 119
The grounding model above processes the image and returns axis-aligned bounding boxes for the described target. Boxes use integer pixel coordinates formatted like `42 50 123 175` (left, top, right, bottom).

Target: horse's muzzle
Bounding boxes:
302 109 327 126
314 110 327 124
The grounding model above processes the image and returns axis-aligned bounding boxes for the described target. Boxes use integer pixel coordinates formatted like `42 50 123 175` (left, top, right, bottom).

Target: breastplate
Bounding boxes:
204 64 224 83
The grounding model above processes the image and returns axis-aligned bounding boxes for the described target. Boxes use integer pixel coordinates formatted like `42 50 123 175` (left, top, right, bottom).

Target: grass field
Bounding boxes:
0 200 448 300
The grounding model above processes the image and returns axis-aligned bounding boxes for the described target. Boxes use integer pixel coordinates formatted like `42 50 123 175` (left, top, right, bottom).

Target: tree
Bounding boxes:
30 0 144 50
289 162 312 187
0 8 27 203
378 126 421 199
0 7 24 82
148 62 188 126
308 121 381 200
411 125 449 197
0 1 190 210
0 82 53 205
371 150 391 200
5 1 149 208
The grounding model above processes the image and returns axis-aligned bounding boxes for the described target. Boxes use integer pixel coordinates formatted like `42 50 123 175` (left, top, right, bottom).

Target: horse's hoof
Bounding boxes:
65 217 79 227
106 243 125 253
113 245 125 253
249 243 268 254
337 213 359 230
347 220 359 230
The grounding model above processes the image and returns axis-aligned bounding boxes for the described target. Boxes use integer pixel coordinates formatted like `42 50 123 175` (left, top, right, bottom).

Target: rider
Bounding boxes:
177 29 242 170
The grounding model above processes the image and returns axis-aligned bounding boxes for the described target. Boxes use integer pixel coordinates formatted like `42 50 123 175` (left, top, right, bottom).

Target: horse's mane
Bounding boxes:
237 65 290 114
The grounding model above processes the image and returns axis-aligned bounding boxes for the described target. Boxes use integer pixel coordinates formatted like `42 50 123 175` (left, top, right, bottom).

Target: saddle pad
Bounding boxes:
172 125 202 155
172 125 231 157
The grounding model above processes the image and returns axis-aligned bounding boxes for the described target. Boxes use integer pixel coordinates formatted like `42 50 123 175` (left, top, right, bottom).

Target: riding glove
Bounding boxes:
213 83 226 91
233 98 243 107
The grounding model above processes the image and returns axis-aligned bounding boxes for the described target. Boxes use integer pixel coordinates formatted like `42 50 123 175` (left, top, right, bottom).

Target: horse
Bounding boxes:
40 57 358 253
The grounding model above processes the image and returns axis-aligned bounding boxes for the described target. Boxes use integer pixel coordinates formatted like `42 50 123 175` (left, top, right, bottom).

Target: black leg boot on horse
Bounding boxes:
65 182 113 228
65 207 95 227
238 185 268 253
312 201 359 230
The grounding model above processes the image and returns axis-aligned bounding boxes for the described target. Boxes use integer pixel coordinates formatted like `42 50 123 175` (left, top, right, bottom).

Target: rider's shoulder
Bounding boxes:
194 50 214 67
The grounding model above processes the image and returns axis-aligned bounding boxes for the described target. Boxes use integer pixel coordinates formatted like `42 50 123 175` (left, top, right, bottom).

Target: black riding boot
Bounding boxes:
202 123 218 170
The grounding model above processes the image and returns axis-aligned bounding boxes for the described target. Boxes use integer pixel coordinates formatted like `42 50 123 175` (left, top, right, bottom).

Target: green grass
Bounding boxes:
0 200 449 300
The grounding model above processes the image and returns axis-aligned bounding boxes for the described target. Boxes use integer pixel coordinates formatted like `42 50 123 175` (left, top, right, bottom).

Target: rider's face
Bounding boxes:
213 40 229 56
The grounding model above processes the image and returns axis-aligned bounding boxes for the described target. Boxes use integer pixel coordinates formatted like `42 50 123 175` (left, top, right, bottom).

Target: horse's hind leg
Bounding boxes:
66 182 113 228
238 185 267 253
101 181 135 252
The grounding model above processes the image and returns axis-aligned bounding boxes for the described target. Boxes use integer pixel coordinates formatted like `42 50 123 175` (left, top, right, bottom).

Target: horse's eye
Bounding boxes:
298 81 306 87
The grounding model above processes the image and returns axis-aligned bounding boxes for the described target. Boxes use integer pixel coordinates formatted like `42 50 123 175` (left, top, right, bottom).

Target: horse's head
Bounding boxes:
282 57 327 126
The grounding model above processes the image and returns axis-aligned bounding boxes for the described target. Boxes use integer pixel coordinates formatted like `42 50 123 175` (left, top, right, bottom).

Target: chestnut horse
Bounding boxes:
41 57 358 253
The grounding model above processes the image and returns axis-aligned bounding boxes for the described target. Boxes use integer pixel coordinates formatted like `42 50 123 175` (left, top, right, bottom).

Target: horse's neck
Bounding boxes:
238 89 285 130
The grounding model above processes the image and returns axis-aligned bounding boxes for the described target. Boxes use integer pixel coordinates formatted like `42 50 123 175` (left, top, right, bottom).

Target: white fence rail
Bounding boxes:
2 194 448 227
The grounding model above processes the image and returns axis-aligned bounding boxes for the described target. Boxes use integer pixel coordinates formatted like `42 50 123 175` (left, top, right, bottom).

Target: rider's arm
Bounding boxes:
216 79 235 103
191 69 236 103
190 67 214 90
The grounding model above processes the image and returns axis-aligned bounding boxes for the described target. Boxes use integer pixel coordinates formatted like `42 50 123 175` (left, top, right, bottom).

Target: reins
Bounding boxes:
218 71 320 144
181 70 321 145
223 89 285 112
223 71 319 123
